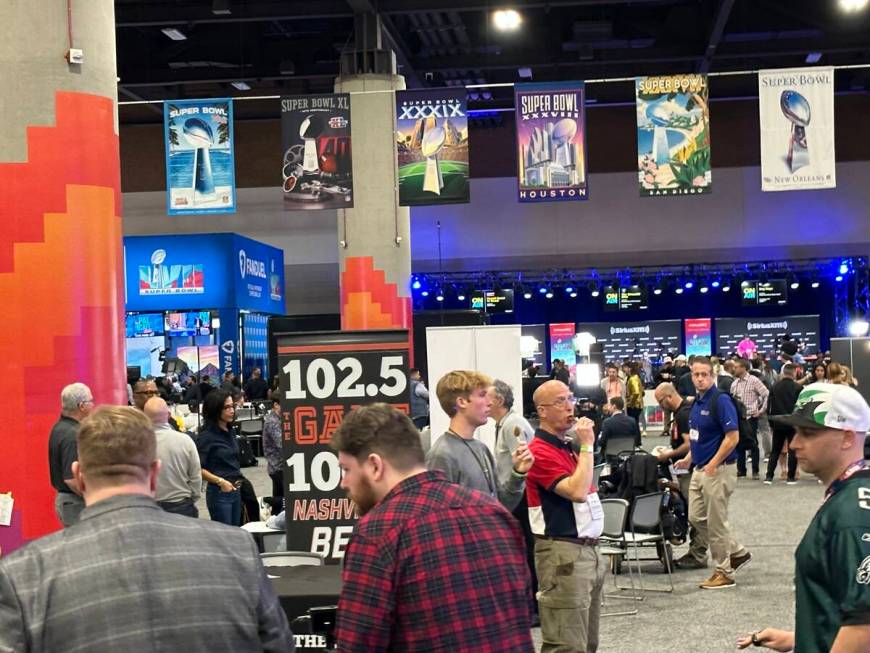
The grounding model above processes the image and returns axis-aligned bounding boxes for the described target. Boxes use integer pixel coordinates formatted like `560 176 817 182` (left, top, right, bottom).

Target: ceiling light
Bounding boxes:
436 292 444 302
523 291 533 299
790 280 800 289
212 0 232 15
591 289 600 297
457 293 466 301
231 81 251 91
805 52 822 64
835 274 844 282
412 278 421 290
700 286 709 294
421 290 429 297
545 291 554 299
848 319 870 337
711 279 721 288
161 27 187 41
518 66 533 79
811 280 820 288
569 291 578 298
494 9 522 32
653 287 662 295
722 283 731 292
565 285 574 294
675 287 684 295
684 280 694 289
839 0 869 12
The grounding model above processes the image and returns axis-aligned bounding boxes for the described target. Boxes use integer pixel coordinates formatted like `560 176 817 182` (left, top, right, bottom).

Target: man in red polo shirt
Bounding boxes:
528 380 605 653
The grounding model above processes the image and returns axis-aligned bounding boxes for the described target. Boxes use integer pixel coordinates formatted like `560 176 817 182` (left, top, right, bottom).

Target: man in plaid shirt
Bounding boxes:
332 403 534 652
730 358 769 479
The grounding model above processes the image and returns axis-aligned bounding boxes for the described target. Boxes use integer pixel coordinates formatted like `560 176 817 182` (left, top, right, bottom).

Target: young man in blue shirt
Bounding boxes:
675 356 752 589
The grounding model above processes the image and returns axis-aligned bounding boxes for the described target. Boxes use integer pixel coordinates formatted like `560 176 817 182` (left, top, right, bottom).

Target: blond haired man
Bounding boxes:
426 370 534 509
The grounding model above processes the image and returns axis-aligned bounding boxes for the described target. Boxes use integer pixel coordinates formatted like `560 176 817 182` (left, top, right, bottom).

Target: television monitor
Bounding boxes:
165 310 212 336
603 285 648 311
125 313 165 338
470 289 514 314
741 280 788 306
125 336 164 378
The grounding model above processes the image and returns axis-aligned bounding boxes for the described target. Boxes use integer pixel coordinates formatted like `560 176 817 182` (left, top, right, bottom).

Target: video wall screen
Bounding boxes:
125 336 164 379
520 323 547 371
165 310 212 336
741 280 788 306
715 315 820 357
576 320 681 362
125 313 165 338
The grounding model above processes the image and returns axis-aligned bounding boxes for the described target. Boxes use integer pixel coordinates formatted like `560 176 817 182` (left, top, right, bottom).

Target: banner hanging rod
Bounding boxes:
118 62 870 106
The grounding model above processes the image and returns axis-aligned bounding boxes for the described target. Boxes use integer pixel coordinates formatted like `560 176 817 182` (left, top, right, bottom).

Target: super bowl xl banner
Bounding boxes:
281 94 354 209
515 82 588 202
395 88 469 206
758 67 836 192
635 74 711 196
163 99 236 215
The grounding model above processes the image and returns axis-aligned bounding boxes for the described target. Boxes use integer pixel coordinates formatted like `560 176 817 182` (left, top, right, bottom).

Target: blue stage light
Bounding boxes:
421 290 429 297
839 262 850 275
565 285 574 293
711 280 721 288
538 286 548 294
684 280 694 289
412 278 422 290
835 274 844 282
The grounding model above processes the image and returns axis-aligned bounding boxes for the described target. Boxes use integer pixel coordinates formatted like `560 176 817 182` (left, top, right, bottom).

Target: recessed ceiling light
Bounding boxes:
161 27 187 41
231 81 251 91
805 52 822 63
839 0 869 12
493 9 522 32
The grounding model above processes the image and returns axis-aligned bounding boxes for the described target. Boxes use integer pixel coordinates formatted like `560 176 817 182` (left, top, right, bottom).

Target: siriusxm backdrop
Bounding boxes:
124 233 285 314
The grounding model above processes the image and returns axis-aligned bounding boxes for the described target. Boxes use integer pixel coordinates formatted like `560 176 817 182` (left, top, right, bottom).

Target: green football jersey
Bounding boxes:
794 469 870 653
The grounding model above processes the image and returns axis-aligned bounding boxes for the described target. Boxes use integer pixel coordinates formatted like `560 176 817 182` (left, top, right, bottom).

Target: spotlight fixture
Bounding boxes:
457 292 466 301
711 279 721 288
565 285 575 294
545 291 554 299
839 0 869 12
591 289 600 297
700 285 709 294
436 291 444 302
721 282 731 292
412 278 422 290
523 290 533 299
839 262 850 275
848 319 870 336
231 81 251 91
161 27 187 41
790 279 800 290
538 286 548 294
421 290 429 297
675 287 684 295
494 9 522 31
653 287 662 295
569 291 578 298
684 280 694 289
836 274 844 282
811 279 820 289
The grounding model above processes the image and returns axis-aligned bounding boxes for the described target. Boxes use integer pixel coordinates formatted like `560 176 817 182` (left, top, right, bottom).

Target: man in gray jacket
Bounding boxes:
426 370 534 510
0 406 293 653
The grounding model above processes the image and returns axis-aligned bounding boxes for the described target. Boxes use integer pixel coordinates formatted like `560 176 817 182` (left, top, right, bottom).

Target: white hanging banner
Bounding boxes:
758 67 836 192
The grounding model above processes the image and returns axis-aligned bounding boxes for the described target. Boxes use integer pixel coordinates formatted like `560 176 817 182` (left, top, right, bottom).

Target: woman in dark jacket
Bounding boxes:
196 389 243 525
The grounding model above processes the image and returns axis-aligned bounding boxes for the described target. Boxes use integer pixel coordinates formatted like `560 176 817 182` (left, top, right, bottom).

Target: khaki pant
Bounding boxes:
535 539 606 653
688 465 747 576
677 472 707 561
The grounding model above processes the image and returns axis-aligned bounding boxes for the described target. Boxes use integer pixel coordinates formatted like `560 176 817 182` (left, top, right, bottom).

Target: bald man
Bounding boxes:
527 380 604 653
144 397 202 517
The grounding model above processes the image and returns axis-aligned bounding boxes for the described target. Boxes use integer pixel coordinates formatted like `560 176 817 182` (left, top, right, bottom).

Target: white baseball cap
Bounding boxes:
770 382 870 432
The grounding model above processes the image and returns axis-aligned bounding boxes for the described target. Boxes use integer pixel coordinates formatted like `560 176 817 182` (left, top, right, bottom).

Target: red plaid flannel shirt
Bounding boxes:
336 470 534 652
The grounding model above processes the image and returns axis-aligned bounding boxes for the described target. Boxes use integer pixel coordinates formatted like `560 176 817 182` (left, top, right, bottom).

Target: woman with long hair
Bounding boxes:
811 362 827 384
196 389 242 525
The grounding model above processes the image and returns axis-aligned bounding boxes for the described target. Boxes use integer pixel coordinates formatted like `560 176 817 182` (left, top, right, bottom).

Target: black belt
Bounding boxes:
535 534 599 547
696 459 736 471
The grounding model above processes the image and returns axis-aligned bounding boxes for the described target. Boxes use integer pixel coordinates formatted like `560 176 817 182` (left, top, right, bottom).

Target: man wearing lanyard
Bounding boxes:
738 383 870 653
527 380 604 653
427 370 534 510
675 356 752 589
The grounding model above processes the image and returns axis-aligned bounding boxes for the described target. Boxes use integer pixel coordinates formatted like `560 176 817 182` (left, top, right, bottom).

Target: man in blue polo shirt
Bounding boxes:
675 356 752 589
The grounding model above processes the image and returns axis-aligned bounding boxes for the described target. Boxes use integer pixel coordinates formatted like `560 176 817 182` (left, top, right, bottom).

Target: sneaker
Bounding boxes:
731 551 752 574
699 571 735 589
786 480 798 485
675 554 707 570
751 473 761 480
736 472 747 478
763 479 773 485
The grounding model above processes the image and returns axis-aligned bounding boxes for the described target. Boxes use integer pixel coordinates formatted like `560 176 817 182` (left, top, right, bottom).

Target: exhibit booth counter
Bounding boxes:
124 233 285 381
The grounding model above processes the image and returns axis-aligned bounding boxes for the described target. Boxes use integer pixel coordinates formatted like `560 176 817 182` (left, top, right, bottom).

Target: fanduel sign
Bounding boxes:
238 249 267 280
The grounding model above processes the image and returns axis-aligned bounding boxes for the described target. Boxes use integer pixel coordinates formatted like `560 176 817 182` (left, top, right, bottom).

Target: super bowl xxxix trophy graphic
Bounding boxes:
421 124 446 195
183 117 217 204
780 90 811 173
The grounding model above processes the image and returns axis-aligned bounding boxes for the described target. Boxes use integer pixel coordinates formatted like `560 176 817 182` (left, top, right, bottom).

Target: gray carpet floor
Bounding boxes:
203 432 818 652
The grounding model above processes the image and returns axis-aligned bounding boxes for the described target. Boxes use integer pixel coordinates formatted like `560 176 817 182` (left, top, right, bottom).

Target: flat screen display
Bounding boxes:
603 285 648 311
471 289 514 314
165 310 212 336
741 280 788 306
125 313 165 338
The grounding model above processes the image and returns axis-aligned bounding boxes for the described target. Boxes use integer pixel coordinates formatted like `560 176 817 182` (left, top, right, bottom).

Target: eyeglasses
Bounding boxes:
538 396 577 408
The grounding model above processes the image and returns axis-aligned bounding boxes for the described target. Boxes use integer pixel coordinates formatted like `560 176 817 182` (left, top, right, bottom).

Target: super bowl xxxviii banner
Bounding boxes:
281 94 354 209
395 88 469 206
635 74 711 196
516 82 588 202
758 67 835 192
164 99 236 215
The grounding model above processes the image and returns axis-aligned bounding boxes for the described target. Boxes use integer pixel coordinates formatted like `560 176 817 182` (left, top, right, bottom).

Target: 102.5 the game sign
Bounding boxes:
275 330 410 563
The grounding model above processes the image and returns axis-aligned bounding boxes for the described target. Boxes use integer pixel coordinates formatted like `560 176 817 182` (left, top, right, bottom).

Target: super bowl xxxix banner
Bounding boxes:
758 67 836 192
635 74 711 196
395 88 469 206
515 82 588 202
163 99 236 215
281 94 354 209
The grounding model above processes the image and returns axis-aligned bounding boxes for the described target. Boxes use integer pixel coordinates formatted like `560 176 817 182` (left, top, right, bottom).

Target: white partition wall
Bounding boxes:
426 325 524 453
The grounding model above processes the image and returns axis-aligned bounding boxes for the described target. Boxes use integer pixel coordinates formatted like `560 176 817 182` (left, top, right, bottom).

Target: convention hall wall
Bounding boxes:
120 96 870 315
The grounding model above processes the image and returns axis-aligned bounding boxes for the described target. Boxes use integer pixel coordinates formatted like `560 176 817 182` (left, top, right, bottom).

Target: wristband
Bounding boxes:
511 467 527 478
579 444 594 454
751 632 761 647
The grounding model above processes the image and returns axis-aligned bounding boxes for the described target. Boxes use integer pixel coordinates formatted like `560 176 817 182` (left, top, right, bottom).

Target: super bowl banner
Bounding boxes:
281 94 354 209
758 67 836 192
635 74 711 196
395 88 469 206
163 99 236 215
515 82 588 202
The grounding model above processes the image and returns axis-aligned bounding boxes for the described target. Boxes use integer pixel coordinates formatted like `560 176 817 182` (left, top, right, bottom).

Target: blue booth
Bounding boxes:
123 233 285 384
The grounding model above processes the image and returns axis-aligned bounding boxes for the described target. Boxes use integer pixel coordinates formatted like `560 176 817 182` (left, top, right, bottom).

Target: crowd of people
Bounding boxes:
3 352 868 652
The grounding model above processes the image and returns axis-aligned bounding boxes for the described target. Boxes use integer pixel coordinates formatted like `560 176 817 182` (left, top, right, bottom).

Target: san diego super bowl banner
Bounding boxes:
395 88 469 206
163 98 236 215
758 67 836 192
515 82 588 202
281 94 354 209
635 74 711 196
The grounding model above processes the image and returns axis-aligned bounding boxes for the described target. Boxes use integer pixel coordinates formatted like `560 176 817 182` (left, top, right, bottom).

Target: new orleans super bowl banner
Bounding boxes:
635 74 711 196
281 94 354 209
164 98 236 215
758 67 836 192
515 82 587 202
395 88 469 206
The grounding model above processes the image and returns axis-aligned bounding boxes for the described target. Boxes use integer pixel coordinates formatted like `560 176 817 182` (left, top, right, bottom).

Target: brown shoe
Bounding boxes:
731 551 753 574
699 571 735 589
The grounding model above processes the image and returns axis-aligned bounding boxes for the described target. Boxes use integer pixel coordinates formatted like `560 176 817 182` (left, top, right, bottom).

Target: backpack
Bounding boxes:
708 386 746 422
237 434 259 468
616 452 659 504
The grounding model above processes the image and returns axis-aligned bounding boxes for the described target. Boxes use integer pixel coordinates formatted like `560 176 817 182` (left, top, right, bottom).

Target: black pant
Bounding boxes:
737 417 759 476
511 494 538 615
269 470 285 500
158 498 198 518
766 428 798 481
626 407 642 425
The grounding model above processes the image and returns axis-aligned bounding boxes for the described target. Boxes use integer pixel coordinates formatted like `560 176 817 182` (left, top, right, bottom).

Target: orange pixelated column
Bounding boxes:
0 92 126 552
